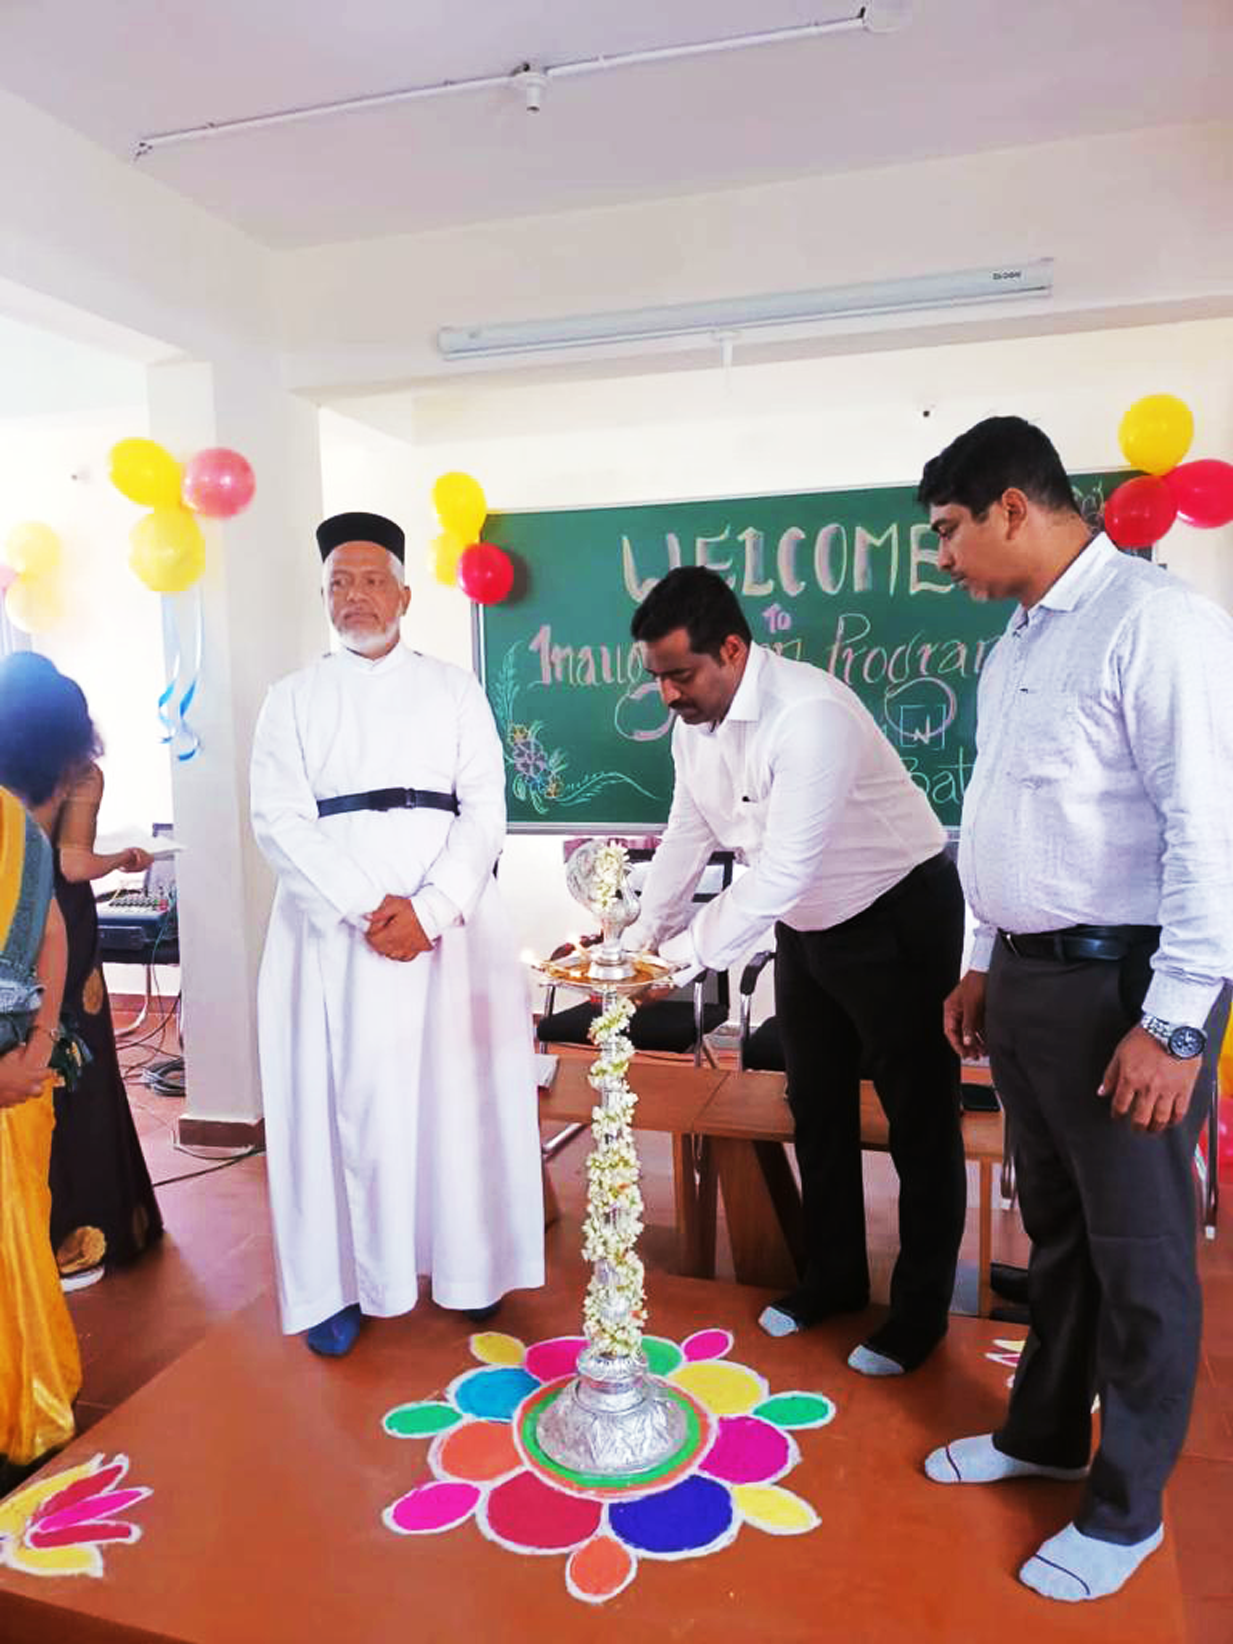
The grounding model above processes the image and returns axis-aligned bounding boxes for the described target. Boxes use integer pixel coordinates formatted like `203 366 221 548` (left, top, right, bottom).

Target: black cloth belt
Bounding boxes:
316 787 459 819
998 924 1160 963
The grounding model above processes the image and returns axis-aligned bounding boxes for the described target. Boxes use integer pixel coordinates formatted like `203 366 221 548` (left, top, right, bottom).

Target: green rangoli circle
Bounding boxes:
518 1380 708 1495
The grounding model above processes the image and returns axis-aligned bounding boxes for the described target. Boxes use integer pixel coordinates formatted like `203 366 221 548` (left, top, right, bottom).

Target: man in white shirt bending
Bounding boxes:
920 415 1233 1604
628 566 966 1377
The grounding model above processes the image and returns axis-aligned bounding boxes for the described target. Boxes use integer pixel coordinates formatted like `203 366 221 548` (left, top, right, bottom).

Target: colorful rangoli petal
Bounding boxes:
452 1367 540 1422
566 1534 637 1604
682 1328 733 1362
523 1336 587 1383
34 1490 148 1534
383 1401 463 1439
732 1483 820 1534
435 1419 521 1483
609 1474 735 1557
384 1480 481 1535
1 1540 103 1579
753 1392 836 1430
470 1331 526 1367
481 1470 603 1553
669 1360 767 1416
641 1336 683 1376
701 1415 794 1485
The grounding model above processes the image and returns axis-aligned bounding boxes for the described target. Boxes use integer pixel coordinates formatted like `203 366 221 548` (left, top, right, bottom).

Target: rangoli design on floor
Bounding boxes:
0 1453 151 1578
381 1327 835 1604
986 1337 1026 1388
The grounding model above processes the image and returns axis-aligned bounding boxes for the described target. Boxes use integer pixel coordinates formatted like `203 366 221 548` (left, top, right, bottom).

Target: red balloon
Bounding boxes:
456 542 514 605
1161 459 1233 529
1104 475 1177 550
181 447 256 519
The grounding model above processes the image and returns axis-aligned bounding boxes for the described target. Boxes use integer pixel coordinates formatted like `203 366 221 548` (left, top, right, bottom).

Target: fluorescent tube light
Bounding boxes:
437 260 1054 361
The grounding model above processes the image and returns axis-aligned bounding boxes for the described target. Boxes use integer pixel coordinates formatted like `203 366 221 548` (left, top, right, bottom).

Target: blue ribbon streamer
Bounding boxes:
157 589 203 762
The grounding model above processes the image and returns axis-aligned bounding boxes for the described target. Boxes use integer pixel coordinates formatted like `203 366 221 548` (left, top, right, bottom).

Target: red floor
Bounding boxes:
46 1009 1233 1641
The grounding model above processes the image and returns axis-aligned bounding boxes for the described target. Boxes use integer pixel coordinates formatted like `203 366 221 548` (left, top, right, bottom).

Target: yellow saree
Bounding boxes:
0 785 81 1473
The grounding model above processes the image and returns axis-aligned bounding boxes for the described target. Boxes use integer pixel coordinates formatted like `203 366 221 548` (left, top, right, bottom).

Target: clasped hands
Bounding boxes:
943 970 1201 1134
364 894 433 962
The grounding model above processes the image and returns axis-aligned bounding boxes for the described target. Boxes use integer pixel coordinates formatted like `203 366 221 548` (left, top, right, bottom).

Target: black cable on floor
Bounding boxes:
151 1146 263 1188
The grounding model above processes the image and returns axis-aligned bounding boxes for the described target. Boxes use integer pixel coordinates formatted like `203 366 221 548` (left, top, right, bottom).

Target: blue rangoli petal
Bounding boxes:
452 1367 539 1422
609 1474 735 1556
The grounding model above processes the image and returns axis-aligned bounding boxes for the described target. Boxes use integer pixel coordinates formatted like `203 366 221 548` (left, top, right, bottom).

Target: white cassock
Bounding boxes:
250 642 544 1333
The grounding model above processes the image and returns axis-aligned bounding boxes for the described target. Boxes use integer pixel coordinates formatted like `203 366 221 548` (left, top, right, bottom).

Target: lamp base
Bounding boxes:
534 1348 689 1476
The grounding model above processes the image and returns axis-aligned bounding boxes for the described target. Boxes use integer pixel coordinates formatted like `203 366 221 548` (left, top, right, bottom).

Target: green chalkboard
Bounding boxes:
477 472 1123 831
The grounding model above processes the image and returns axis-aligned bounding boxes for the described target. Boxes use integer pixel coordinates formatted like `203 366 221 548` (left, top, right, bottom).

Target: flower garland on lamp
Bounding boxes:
582 992 647 1358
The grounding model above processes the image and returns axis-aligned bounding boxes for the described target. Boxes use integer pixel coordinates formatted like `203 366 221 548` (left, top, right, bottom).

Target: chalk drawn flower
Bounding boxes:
0 1453 151 1579
491 643 659 814
381 1328 834 1604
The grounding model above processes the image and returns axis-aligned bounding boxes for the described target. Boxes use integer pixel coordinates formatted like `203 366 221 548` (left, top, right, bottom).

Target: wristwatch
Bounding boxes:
1141 1015 1207 1059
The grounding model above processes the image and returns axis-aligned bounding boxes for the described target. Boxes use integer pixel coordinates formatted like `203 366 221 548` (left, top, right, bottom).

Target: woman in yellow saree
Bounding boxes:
0 782 79 1493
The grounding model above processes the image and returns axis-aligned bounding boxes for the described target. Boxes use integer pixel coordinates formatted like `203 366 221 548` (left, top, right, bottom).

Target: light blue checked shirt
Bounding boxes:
960 534 1233 1024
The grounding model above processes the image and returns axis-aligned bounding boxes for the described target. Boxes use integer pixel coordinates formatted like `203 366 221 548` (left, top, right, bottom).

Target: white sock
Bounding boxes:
1020 1522 1163 1602
924 1433 1090 1484
758 1305 800 1338
848 1345 903 1377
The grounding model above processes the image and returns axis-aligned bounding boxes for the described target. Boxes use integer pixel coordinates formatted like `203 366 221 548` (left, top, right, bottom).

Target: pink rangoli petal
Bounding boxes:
701 1416 793 1485
481 1470 602 1552
682 1328 734 1362
37 1489 148 1533
523 1336 587 1383
28 1521 138 1550
384 1480 481 1535
36 1463 126 1521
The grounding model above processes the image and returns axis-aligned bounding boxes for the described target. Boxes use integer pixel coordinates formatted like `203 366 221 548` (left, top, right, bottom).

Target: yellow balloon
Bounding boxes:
129 508 205 593
1118 394 1195 476
5 573 62 634
3 521 62 577
110 437 183 508
431 471 487 542
429 529 467 586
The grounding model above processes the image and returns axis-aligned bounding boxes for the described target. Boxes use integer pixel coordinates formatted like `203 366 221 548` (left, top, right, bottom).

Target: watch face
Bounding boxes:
1168 1025 1206 1059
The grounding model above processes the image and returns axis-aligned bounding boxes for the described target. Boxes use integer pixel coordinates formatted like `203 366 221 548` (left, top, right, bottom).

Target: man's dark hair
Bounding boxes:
917 416 1079 518
630 566 752 658
0 653 102 807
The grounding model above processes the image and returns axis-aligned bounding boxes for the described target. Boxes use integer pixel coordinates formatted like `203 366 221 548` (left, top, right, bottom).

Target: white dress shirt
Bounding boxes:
630 643 945 974
960 534 1233 1025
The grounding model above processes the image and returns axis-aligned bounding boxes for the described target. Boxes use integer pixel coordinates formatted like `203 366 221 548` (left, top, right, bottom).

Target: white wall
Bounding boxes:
282 121 1233 393
0 405 171 839
321 313 1233 1020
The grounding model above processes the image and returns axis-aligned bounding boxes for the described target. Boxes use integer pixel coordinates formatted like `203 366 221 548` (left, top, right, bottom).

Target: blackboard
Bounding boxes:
477 472 1123 831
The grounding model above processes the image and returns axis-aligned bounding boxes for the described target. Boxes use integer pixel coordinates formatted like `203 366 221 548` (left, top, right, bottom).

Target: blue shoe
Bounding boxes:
305 1303 363 1357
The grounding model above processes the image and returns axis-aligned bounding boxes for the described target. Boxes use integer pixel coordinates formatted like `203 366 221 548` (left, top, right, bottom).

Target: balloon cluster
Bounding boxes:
1105 396 1233 550
1 522 64 634
429 471 515 605
109 438 256 593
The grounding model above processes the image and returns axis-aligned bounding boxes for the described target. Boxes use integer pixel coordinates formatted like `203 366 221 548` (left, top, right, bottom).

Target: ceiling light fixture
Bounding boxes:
435 260 1055 362
133 4 913 158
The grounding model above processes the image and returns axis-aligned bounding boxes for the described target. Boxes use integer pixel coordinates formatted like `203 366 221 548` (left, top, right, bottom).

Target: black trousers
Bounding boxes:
774 852 967 1330
987 940 1216 1542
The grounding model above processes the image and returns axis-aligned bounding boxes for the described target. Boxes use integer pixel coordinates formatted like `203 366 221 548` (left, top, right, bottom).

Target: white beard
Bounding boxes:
337 615 402 657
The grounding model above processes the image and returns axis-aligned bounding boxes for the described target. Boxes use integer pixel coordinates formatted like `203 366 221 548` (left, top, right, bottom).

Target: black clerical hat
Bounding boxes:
316 511 405 562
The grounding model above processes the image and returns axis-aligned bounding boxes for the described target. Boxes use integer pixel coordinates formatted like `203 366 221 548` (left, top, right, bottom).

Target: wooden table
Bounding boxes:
695 1070 1006 1315
539 1060 1006 1316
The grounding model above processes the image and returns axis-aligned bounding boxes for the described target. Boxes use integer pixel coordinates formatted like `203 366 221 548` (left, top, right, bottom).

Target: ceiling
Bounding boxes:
1 0 1229 249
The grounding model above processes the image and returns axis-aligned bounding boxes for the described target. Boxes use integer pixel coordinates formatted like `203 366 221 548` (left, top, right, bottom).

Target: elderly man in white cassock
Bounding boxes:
251 510 544 1357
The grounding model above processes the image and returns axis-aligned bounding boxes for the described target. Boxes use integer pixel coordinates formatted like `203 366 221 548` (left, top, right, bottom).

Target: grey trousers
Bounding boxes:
986 940 1214 1543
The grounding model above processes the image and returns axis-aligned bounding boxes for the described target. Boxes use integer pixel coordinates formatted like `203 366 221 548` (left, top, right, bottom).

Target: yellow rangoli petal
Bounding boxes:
469 1331 526 1367
0 1455 105 1537
667 1361 766 1416
732 1483 820 1534
3 1539 103 1578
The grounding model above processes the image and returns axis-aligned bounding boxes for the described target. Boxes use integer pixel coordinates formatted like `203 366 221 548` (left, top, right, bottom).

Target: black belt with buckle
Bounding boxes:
998 924 1160 963
316 787 459 819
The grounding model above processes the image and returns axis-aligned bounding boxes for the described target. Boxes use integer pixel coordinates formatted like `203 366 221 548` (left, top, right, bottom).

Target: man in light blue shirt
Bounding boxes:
918 416 1233 1604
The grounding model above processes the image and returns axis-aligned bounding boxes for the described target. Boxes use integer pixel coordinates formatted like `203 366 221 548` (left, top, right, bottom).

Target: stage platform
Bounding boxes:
0 1267 1186 1643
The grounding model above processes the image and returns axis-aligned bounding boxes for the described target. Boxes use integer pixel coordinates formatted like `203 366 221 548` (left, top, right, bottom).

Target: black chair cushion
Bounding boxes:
539 999 727 1056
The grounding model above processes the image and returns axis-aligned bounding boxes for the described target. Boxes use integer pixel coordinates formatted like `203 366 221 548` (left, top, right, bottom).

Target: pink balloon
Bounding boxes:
456 542 514 605
181 447 256 519
1161 459 1233 529
1104 475 1177 550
